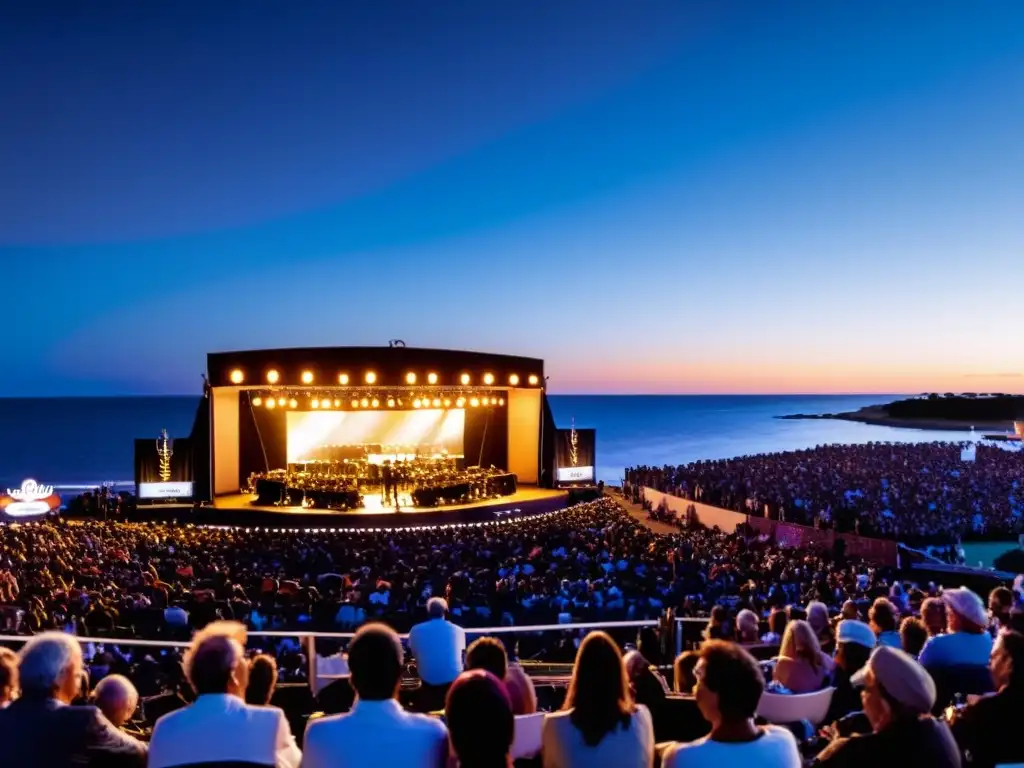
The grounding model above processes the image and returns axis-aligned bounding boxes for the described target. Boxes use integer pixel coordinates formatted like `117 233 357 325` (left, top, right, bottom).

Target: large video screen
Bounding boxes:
286 410 465 463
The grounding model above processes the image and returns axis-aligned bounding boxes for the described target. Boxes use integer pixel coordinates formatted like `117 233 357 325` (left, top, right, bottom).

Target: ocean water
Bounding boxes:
0 394 976 491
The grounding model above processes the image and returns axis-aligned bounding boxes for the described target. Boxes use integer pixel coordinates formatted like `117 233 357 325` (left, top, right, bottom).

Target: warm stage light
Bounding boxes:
365 371 377 384
413 398 422 408
320 398 331 408
266 398 276 409
432 398 441 408
289 398 298 408
508 373 519 386
301 370 314 384
266 369 280 384
351 398 359 408
338 373 349 385
483 372 494 385
371 398 380 408
277 397 286 406
528 374 539 385
334 399 341 407
427 372 438 384
387 398 395 408
470 397 480 407
443 398 451 408
405 372 416 384
460 373 470 385
360 398 369 408
252 396 263 407
456 397 466 408
229 369 245 384
498 397 505 406
311 399 319 409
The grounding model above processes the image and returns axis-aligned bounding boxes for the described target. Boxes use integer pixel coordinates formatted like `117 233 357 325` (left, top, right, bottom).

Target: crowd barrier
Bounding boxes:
640 487 899 567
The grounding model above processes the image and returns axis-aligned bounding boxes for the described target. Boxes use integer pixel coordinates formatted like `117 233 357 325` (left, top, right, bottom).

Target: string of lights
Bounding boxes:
227 367 540 388
247 389 506 410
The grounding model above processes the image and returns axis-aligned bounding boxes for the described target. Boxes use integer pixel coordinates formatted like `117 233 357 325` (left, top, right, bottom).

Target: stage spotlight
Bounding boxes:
427 372 438 384
460 373 471 385
321 398 332 408
351 398 359 408
338 373 349 385
413 398 422 408
311 399 319 409
397 398 404 407
387 398 395 408
365 371 377 384
252 396 263 407
360 398 369 408
371 398 380 408
470 397 480 407
456 397 466 408
432 397 441 408
528 374 539 385
498 397 505 406
483 372 494 385
289 398 298 408
266 398 276 409
229 369 245 384
443 398 451 408
334 399 341 407
301 370 314 384
266 369 280 384
405 372 416 384
508 373 519 386
277 397 286 406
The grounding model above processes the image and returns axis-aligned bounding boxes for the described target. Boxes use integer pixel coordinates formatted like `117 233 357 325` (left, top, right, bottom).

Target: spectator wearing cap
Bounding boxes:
303 622 449 768
408 597 466 703
950 630 1024 768
919 587 992 669
446 670 515 768
825 620 876 724
814 646 960 767
662 641 800 768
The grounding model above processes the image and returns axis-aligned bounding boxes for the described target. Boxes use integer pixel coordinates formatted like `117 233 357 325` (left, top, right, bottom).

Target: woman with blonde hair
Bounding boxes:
773 619 833 693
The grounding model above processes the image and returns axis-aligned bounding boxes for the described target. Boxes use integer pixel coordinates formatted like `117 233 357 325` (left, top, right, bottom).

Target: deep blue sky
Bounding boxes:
2 1 1022 395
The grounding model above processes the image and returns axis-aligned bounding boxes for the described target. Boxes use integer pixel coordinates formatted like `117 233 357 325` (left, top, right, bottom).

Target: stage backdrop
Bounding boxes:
554 427 596 484
134 435 195 500
286 410 465 463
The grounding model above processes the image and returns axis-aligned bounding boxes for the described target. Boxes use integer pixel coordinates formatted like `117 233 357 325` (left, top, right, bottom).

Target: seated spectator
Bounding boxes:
674 651 699 694
662 641 800 767
987 586 1014 634
774 619 833 694
624 650 669 741
814 646 960 767
303 623 448 768
409 597 466 706
466 636 509 681
762 608 787 645
542 631 654 768
246 653 278 706
920 587 992 669
148 621 301 768
446 670 515 768
921 597 947 637
787 605 808 623
807 601 835 652
0 632 146 767
899 617 929 659
505 664 538 716
0 647 17 707
840 601 859 621
735 609 761 644
950 629 1024 768
92 674 139 729
869 598 902 649
825 620 875 724
704 605 733 641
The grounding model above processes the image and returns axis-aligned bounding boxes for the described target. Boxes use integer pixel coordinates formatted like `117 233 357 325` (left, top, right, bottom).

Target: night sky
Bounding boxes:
2 1 1022 395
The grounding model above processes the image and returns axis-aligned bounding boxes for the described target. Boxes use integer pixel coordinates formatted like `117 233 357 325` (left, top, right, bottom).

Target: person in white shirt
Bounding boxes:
408 597 466 695
148 621 301 768
662 640 800 768
302 622 449 768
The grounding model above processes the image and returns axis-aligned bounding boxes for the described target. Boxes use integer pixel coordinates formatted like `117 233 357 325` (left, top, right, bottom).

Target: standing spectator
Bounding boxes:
408 597 466 708
919 588 992 669
0 632 146 767
868 598 902 649
899 618 929 659
148 621 301 768
0 647 17 707
662 641 800 767
813 646 960 767
542 631 654 768
446 670 515 768
302 623 449 768
774 620 833 694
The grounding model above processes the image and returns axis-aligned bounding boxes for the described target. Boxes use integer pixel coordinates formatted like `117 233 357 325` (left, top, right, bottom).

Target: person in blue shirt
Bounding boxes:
919 587 992 668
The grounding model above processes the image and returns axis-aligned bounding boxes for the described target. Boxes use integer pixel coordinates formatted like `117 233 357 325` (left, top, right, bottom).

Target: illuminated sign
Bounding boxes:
556 466 594 483
1 479 61 518
138 481 194 499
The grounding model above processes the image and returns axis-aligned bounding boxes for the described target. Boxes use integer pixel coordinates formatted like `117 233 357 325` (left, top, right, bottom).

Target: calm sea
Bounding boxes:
0 394 974 490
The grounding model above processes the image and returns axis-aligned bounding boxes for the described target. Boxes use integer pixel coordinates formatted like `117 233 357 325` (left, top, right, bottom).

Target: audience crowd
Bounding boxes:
626 441 1024 542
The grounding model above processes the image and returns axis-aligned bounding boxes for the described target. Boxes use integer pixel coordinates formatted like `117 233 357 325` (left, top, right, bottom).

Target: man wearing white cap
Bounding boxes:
919 586 992 669
814 646 961 767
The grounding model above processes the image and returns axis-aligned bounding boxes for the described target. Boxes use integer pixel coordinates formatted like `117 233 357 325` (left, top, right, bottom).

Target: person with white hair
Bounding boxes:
0 631 146 766
92 673 139 729
408 596 466 701
148 621 301 768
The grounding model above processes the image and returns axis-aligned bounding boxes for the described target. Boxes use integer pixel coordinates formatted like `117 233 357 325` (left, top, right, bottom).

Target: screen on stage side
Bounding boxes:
286 410 465 463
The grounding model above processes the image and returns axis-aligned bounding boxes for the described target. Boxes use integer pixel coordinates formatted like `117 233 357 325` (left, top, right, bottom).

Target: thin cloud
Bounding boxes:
963 373 1023 378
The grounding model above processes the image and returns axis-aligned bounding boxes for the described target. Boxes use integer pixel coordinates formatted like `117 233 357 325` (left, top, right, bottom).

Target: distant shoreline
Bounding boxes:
778 396 1022 433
